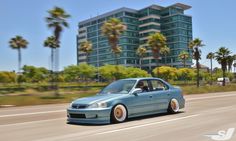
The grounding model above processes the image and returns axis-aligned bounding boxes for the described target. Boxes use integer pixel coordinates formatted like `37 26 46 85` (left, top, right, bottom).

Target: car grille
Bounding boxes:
72 104 87 109
69 113 86 118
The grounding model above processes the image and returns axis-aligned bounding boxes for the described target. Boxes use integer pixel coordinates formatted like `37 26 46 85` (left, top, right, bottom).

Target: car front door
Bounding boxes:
127 80 154 115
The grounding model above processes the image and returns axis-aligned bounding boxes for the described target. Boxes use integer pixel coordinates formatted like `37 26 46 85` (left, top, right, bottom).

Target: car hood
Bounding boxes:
73 94 126 105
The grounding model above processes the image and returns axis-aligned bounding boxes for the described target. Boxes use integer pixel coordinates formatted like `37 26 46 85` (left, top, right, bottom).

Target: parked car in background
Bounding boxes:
217 77 230 85
67 78 185 124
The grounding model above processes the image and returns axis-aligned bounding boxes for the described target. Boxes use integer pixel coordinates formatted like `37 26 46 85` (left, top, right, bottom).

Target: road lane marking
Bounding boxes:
186 93 236 101
0 110 65 118
95 114 199 135
0 104 67 112
0 118 66 127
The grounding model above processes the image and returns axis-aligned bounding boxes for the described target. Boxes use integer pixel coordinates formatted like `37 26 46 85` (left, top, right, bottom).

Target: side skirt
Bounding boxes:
128 109 167 119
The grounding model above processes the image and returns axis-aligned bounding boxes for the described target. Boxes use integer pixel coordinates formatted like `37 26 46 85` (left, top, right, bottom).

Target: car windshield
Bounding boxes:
99 80 136 94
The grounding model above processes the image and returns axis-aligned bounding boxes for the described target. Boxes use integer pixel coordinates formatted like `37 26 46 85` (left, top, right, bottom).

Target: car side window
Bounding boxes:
135 80 150 92
150 80 168 91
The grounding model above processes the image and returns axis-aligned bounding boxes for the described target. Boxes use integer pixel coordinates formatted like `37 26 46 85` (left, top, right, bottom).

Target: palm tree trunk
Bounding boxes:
86 53 89 64
53 29 61 96
184 59 186 68
196 59 200 87
18 48 21 73
115 54 119 66
140 57 142 69
50 48 54 90
229 65 232 72
50 48 59 96
165 55 167 66
210 58 213 85
17 48 22 86
222 63 227 86
51 48 54 72
223 69 226 86
156 58 159 76
55 48 59 96
114 54 119 80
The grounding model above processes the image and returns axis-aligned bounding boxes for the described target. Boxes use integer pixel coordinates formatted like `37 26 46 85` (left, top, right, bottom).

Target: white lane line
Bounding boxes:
186 93 236 101
95 114 199 135
0 118 66 127
0 110 65 118
0 105 67 112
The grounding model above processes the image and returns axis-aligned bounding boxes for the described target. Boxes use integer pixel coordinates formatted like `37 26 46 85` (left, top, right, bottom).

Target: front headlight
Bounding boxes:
69 102 73 108
98 102 107 108
88 103 99 108
88 102 107 108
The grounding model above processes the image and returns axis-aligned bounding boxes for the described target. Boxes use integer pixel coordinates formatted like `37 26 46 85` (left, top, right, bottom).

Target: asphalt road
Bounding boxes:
1 91 236 141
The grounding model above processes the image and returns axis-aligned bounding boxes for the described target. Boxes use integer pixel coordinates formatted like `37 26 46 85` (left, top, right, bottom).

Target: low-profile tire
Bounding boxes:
168 98 180 114
111 104 127 123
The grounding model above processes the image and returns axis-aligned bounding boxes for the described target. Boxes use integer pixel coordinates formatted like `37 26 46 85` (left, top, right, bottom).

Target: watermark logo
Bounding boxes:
205 128 235 141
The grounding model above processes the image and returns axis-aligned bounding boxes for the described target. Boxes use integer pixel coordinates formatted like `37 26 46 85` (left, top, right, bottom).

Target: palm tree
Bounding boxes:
147 33 167 68
189 38 205 87
79 41 93 63
136 46 147 69
206 52 215 85
178 51 189 68
46 7 70 42
44 36 59 71
44 36 59 93
160 46 170 66
101 18 126 65
45 7 70 95
45 6 70 72
9 36 29 73
215 47 231 86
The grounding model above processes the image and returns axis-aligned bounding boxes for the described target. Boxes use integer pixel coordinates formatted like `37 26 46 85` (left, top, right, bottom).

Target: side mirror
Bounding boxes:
132 88 142 95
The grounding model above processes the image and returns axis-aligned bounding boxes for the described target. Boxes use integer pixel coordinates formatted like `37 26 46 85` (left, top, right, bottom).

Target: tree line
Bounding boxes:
0 63 234 84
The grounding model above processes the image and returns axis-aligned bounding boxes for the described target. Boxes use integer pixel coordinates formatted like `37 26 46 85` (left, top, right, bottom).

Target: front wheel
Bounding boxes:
168 99 180 114
111 104 127 123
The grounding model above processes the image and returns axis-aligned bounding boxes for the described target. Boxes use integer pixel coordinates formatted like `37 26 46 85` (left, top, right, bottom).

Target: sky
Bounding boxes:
0 0 236 71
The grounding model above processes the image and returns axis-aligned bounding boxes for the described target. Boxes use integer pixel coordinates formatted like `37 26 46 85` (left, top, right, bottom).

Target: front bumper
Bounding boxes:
67 107 112 124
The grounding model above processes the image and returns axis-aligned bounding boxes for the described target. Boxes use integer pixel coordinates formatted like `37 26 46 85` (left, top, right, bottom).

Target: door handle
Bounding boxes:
149 95 153 98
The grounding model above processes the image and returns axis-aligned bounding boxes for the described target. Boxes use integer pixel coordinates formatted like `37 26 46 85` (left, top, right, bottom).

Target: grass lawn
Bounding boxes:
0 90 98 107
0 83 236 107
181 84 236 95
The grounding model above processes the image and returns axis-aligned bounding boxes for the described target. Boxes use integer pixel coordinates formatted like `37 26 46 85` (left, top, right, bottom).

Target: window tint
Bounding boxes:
135 80 150 92
150 80 168 91
100 80 136 94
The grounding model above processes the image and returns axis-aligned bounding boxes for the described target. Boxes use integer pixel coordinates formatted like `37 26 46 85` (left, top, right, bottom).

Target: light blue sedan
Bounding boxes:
67 78 185 124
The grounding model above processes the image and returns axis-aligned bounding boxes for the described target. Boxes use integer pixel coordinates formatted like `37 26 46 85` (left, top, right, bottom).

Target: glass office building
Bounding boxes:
77 3 192 71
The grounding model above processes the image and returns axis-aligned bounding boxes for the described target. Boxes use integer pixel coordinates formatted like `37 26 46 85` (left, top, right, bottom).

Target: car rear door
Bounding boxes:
148 79 170 111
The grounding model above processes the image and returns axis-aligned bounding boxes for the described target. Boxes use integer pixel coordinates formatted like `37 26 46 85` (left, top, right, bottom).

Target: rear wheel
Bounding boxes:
111 104 127 123
168 99 180 114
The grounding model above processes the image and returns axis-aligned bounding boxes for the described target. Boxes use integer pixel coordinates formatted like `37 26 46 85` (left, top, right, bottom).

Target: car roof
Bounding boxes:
121 77 162 81
120 77 173 88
